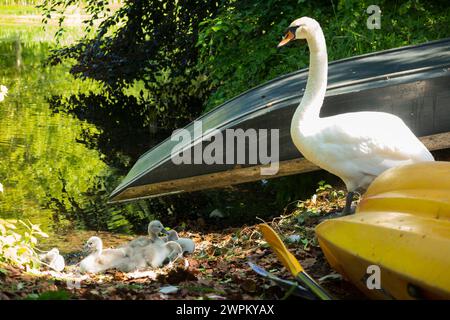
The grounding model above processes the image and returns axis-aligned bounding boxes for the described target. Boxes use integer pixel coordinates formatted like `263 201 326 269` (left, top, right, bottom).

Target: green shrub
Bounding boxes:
197 0 450 111
0 218 48 270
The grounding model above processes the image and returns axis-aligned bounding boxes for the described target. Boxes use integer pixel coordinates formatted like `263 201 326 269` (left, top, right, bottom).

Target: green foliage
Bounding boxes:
41 0 450 117
25 290 71 300
0 218 48 269
292 179 346 224
197 0 450 111
41 0 220 130
316 180 332 192
316 180 345 201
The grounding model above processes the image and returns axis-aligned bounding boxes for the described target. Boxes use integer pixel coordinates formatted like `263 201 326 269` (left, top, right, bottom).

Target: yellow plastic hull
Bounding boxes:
316 162 450 299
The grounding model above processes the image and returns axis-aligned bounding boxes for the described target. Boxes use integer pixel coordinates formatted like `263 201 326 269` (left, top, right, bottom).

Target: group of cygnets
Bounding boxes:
39 220 195 275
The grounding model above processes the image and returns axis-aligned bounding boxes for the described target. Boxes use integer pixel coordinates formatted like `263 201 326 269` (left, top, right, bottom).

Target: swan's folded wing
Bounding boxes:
320 113 433 176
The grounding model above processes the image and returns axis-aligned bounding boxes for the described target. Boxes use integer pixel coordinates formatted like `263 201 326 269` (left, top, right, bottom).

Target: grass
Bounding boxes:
0 4 41 16
0 21 84 45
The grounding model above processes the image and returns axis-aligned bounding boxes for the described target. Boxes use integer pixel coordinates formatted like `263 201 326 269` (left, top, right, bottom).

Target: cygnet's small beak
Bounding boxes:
277 30 295 48
161 228 169 235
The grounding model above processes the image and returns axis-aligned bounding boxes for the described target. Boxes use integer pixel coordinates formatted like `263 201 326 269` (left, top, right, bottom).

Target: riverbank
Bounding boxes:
0 221 362 300
0 184 364 300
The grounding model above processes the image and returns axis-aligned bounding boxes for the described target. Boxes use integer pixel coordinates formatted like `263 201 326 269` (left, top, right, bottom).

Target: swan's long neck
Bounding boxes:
291 29 328 132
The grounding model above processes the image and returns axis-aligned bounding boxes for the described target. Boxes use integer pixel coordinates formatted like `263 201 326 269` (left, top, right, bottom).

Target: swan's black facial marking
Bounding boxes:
285 24 306 36
278 24 306 48
285 26 298 37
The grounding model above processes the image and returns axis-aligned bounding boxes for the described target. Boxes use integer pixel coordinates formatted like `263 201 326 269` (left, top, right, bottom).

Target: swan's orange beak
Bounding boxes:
277 30 295 48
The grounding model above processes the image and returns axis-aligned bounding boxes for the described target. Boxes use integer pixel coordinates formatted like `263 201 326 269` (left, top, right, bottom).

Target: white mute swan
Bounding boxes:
278 17 434 215
163 230 195 254
79 236 128 274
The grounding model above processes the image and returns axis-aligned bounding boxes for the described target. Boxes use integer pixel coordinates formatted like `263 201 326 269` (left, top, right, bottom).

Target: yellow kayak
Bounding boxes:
316 161 450 299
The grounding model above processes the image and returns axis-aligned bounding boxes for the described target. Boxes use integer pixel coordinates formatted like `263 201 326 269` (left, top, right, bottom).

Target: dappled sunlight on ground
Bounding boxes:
0 186 364 300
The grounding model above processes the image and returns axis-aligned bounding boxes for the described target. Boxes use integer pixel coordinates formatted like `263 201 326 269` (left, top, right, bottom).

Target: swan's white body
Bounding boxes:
296 112 434 192
283 17 434 196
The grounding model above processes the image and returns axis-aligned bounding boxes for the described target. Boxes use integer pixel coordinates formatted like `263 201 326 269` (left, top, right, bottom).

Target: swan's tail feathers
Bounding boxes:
417 147 435 162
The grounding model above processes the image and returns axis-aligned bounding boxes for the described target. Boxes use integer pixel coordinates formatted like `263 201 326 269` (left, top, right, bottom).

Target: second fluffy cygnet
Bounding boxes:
39 248 65 272
163 230 195 254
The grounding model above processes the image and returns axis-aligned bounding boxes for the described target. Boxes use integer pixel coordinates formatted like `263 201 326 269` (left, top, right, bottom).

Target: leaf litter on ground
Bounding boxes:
0 185 364 300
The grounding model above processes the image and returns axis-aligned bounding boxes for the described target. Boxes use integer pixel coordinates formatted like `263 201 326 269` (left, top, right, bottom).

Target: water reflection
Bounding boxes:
0 24 109 233
0 18 307 241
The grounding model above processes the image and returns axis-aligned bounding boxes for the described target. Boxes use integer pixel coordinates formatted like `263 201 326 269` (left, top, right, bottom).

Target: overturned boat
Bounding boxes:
110 38 450 203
